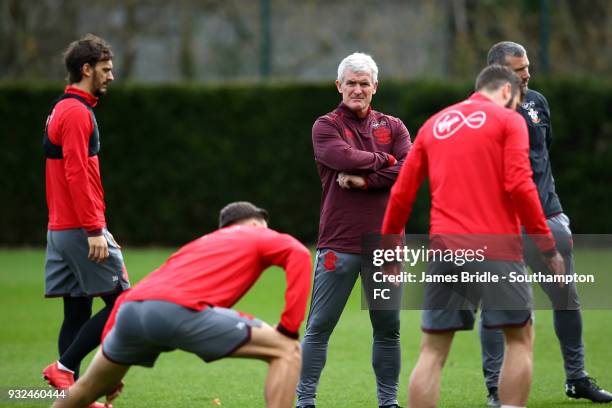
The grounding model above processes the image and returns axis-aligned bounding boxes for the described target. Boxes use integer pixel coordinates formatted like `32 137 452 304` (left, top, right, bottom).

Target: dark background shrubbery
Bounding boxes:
1 80 610 246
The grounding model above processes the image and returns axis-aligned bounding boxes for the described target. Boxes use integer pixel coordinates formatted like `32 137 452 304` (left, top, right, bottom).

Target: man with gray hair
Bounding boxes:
479 41 612 405
296 52 411 407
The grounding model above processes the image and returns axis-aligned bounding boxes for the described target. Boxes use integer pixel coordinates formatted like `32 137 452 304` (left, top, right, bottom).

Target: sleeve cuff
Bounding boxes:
541 247 558 258
276 323 299 339
86 228 104 237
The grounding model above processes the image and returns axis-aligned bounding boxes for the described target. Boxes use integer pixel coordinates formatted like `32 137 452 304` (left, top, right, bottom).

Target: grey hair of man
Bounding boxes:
487 41 527 66
337 52 379 83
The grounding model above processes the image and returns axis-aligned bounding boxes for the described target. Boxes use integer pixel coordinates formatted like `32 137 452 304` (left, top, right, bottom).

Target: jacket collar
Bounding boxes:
64 85 99 107
469 92 494 104
337 102 372 120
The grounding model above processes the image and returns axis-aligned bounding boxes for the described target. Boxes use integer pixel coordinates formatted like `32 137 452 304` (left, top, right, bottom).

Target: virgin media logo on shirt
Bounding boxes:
433 110 486 140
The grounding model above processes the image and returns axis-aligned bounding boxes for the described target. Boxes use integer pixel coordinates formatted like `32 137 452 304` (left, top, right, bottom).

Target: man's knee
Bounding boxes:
372 326 400 342
278 338 301 366
370 310 400 337
262 334 301 367
234 325 301 365
420 333 453 367
305 311 338 337
503 324 534 349
546 283 580 310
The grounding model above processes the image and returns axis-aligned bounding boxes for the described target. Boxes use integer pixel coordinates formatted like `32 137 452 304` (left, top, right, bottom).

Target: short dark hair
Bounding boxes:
218 201 269 228
475 64 522 100
487 41 527 66
63 34 113 83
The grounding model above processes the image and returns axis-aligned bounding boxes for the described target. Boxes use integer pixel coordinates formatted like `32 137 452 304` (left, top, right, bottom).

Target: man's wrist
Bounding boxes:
542 248 558 258
86 229 103 237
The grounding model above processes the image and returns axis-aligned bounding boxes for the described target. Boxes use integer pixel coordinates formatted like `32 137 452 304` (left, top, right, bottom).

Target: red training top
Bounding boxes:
103 225 312 339
314 103 411 253
45 86 106 233
382 93 555 259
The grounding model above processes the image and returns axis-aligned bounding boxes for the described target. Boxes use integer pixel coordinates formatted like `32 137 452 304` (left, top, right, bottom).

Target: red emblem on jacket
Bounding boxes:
323 251 338 271
373 126 392 144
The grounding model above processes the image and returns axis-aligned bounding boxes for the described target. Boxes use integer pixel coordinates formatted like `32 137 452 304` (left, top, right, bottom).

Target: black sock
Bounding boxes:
59 292 121 374
58 297 93 378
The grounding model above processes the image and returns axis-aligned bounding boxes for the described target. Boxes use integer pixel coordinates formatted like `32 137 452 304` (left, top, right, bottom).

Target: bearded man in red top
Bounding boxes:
41 34 129 408
382 65 565 408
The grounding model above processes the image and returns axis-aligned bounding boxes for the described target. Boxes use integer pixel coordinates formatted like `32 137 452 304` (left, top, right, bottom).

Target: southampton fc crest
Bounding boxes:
527 107 541 124
521 101 541 124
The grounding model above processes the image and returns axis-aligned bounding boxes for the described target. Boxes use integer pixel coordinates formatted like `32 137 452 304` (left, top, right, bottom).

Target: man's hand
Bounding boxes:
543 251 566 286
88 235 109 263
384 153 398 167
337 172 367 189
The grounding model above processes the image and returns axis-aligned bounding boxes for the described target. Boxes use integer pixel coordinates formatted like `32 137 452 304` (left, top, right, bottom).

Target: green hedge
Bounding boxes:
1 79 610 245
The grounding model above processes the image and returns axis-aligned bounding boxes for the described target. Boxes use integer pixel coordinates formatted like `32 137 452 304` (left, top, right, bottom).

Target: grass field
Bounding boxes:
1 247 611 407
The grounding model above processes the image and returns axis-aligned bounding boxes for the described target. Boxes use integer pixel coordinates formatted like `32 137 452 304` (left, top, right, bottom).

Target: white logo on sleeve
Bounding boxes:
236 322 246 330
521 101 541 124
433 110 486 139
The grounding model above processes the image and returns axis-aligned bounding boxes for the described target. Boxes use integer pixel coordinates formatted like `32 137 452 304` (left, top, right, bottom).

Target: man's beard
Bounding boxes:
92 72 108 97
93 84 107 97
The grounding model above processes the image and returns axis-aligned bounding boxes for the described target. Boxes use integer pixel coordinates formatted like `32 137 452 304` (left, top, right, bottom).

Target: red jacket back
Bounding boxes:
382 93 554 259
103 226 312 339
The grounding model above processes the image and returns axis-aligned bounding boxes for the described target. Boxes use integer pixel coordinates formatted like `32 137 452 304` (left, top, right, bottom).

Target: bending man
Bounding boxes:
53 202 312 408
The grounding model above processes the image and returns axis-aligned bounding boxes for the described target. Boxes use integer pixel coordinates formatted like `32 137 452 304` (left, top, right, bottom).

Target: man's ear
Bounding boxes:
372 81 378 95
81 63 94 79
502 82 512 103
335 79 342 93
